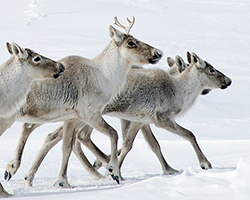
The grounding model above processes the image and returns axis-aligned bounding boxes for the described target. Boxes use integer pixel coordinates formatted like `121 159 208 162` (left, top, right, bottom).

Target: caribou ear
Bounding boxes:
11 42 24 55
109 25 124 46
175 55 186 72
191 52 200 64
6 42 13 55
187 51 192 64
7 42 28 59
167 57 175 67
175 55 185 68
191 52 207 69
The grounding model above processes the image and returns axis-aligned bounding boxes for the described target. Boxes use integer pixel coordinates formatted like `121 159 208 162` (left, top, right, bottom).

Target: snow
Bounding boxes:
0 0 250 199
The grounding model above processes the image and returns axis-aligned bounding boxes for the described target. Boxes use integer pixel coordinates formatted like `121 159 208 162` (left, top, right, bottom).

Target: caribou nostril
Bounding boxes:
227 78 232 86
154 50 163 59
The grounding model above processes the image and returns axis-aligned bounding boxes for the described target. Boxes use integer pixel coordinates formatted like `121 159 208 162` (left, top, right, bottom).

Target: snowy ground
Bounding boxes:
0 0 250 199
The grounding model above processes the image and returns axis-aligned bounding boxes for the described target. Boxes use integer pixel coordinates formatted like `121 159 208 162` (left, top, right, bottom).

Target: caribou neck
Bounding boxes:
93 41 131 96
175 65 204 111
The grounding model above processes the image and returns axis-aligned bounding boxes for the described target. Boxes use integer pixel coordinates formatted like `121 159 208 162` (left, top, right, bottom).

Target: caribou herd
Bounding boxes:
0 17 231 197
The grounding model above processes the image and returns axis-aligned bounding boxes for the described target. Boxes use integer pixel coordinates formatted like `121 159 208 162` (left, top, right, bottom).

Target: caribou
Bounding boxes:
0 42 64 197
1 17 162 188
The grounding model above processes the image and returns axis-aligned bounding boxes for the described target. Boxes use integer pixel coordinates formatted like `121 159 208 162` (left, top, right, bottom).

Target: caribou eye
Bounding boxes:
209 68 216 74
127 40 137 48
33 56 41 62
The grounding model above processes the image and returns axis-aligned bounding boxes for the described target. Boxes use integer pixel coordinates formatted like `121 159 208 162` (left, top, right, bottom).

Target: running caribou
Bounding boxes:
100 52 231 179
0 42 64 197
1 17 163 188
6 52 231 186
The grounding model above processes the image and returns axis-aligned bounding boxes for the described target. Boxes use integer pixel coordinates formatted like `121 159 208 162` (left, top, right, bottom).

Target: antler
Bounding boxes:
114 16 135 34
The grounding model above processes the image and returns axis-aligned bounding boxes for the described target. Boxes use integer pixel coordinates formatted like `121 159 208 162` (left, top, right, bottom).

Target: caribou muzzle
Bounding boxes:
220 77 232 89
149 49 163 64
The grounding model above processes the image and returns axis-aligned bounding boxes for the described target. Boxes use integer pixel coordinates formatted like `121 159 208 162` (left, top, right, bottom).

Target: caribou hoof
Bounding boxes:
200 161 212 170
24 175 33 187
108 166 120 184
93 159 103 170
111 174 120 184
53 180 72 188
164 168 180 176
5 160 20 181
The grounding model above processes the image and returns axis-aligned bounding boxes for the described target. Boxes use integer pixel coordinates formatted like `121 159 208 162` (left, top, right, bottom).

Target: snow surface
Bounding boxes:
0 0 250 199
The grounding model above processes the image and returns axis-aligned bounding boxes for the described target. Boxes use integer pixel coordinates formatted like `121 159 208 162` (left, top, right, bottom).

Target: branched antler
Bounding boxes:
114 16 135 34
